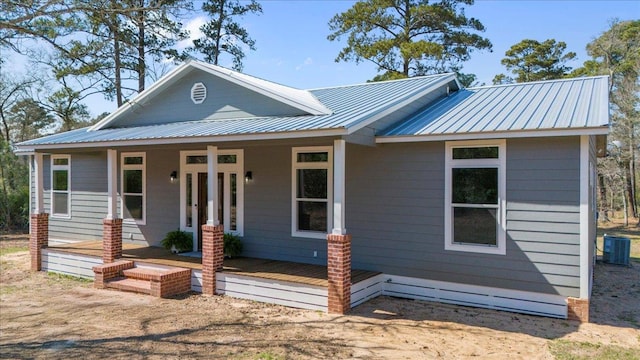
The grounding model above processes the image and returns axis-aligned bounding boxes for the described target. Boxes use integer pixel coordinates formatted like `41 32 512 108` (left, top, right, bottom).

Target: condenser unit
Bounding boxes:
603 235 631 266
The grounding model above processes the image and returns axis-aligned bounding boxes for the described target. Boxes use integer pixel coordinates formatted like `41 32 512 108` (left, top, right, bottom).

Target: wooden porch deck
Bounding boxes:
49 241 379 287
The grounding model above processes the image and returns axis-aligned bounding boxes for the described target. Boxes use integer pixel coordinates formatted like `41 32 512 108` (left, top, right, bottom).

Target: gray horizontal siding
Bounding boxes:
110 69 305 128
35 149 181 245
346 137 582 298
42 153 108 241
243 142 327 264
505 137 581 297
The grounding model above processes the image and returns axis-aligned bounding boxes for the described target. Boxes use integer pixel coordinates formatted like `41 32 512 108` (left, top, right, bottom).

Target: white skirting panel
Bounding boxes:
351 274 384 307
381 274 567 318
191 270 203 293
41 249 568 318
217 273 328 311
42 249 101 279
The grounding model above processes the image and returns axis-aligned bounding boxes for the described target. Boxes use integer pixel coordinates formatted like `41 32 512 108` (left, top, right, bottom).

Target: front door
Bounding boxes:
181 150 244 252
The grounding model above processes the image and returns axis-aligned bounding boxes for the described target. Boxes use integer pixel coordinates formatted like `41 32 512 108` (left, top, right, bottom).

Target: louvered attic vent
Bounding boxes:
191 82 207 104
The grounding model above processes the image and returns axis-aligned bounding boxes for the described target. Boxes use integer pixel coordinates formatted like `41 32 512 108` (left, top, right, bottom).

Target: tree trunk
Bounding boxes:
0 145 10 231
213 0 226 65
114 29 123 107
0 109 10 143
137 0 146 93
109 0 123 107
598 173 609 221
631 130 637 217
625 161 636 219
623 188 628 227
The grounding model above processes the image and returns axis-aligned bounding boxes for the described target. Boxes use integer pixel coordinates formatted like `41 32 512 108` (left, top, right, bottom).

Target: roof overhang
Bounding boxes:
18 128 348 151
375 126 610 143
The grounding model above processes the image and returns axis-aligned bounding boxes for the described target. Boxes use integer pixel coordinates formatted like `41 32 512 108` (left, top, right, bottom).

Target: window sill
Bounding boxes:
123 219 146 226
292 231 327 240
50 214 72 220
445 242 506 255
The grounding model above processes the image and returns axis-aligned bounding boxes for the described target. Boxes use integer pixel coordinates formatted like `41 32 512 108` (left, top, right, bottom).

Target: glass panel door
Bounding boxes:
181 149 244 251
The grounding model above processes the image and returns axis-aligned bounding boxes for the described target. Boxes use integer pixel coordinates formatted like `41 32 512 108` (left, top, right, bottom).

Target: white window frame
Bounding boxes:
444 140 506 255
50 154 71 218
121 152 146 225
291 146 333 239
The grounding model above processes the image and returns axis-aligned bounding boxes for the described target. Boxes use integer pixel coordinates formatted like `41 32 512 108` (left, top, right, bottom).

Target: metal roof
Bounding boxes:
381 76 610 139
17 72 456 149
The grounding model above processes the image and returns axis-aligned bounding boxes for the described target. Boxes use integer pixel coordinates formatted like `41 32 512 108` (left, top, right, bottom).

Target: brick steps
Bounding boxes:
106 277 152 295
93 261 192 298
123 267 165 281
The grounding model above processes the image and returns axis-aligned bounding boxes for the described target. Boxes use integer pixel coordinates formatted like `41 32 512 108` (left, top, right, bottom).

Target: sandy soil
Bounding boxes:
1 235 639 359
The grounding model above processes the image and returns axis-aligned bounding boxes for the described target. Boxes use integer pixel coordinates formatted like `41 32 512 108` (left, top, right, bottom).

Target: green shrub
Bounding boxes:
224 233 243 257
161 230 193 253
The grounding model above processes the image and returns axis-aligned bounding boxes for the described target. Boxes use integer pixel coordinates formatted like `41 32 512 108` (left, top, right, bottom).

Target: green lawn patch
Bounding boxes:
0 246 28 256
549 340 640 360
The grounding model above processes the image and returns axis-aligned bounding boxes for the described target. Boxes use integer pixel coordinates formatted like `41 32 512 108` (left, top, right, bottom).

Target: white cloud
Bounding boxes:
295 57 313 71
177 16 207 49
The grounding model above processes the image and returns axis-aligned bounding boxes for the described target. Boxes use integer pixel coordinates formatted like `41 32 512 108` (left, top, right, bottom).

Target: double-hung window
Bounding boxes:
121 153 146 224
292 147 333 238
51 155 71 217
445 140 506 255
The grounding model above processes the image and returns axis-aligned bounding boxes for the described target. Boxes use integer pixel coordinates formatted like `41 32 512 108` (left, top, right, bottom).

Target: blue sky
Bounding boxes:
236 0 639 88
10 0 640 117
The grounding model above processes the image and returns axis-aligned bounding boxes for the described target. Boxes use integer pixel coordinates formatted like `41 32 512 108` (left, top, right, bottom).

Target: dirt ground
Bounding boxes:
1 233 639 359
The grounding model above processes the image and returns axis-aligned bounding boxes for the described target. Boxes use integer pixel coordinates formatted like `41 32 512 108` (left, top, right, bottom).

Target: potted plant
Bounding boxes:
161 229 193 254
223 233 243 258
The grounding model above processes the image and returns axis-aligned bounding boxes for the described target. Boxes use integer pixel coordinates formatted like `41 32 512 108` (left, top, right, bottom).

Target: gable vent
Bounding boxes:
191 82 207 104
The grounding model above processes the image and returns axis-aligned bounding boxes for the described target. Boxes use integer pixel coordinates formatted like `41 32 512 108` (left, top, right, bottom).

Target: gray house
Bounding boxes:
17 60 608 321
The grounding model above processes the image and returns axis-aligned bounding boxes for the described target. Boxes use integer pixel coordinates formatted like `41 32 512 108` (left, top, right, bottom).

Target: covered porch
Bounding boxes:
29 139 357 313
42 241 382 311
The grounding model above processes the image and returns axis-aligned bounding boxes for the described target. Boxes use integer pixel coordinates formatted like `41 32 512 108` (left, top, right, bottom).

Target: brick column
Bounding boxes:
201 224 224 296
327 233 351 314
103 218 123 263
29 213 49 271
567 297 590 322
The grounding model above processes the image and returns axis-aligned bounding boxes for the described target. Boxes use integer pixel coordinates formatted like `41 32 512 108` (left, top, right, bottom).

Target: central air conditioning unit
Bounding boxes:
603 235 631 266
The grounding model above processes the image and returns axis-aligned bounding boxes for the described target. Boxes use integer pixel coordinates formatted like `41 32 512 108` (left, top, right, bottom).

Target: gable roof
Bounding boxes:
90 60 333 131
379 76 610 142
17 70 458 150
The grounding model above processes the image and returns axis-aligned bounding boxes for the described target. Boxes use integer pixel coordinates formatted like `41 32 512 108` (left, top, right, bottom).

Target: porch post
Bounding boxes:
206 145 219 226
327 139 351 314
201 224 224 296
29 153 48 271
202 145 223 296
103 149 122 263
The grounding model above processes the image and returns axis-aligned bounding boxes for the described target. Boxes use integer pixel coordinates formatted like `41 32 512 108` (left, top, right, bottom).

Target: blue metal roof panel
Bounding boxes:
382 76 609 137
19 74 454 147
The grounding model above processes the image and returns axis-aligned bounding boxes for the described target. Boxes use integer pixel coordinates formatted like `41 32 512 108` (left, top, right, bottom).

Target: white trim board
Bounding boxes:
579 135 590 299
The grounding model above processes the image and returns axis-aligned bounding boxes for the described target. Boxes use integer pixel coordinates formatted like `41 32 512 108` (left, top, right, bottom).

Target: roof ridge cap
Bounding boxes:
469 75 609 90
307 73 456 91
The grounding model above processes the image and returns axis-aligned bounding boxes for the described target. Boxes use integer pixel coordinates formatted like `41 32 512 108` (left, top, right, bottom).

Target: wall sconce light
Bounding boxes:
170 170 178 183
245 171 253 183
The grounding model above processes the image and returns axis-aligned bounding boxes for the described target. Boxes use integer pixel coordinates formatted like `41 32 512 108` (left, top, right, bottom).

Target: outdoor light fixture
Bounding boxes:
245 171 253 183
170 170 178 183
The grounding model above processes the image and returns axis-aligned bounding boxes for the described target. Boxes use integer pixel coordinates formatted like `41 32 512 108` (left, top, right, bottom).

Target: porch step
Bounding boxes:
94 263 192 298
105 277 152 295
123 267 168 281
